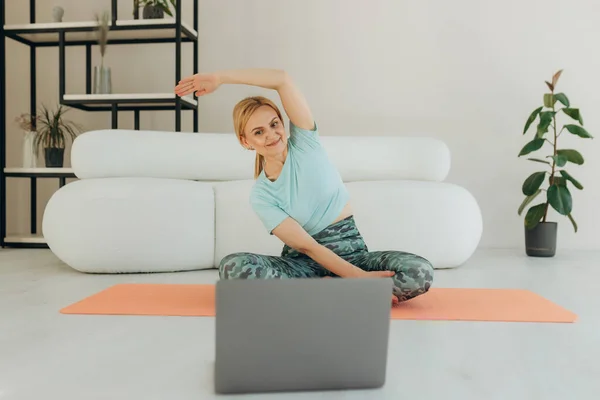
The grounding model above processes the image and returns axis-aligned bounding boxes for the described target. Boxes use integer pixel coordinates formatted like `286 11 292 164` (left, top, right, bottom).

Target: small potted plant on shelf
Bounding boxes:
32 104 83 168
517 69 593 257
140 0 176 19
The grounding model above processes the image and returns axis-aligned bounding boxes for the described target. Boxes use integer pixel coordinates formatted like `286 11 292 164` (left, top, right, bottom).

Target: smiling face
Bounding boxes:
232 96 287 179
241 105 287 157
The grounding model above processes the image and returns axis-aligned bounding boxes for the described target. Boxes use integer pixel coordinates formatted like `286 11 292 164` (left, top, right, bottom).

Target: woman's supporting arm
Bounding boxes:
271 217 395 279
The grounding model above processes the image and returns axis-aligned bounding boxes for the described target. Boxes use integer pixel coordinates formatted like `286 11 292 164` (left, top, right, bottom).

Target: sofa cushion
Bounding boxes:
71 129 450 182
345 180 482 269
42 177 215 273
212 179 482 269
213 179 284 263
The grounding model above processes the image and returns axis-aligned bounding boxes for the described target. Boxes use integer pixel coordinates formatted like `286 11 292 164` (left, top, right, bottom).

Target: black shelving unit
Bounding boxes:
0 0 199 248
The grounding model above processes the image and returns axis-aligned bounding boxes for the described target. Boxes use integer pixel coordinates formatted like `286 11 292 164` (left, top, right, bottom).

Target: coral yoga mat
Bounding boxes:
60 283 577 323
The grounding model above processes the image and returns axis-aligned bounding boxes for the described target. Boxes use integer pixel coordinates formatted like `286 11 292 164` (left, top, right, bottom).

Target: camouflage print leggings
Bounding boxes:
218 215 434 302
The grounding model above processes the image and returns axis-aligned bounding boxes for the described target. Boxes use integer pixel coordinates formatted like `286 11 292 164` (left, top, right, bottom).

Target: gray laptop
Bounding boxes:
214 277 393 394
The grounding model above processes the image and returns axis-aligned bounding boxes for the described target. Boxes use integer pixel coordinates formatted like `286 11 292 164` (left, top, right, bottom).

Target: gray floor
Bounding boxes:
0 247 598 400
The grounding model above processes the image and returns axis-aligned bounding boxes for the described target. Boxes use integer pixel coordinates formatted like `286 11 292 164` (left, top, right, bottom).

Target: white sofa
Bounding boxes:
42 128 482 273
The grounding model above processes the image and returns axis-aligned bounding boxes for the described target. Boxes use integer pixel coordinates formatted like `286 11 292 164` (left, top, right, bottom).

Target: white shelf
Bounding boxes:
3 19 197 44
116 19 196 35
4 234 46 244
4 167 74 174
4 21 98 30
62 93 197 108
4 167 76 178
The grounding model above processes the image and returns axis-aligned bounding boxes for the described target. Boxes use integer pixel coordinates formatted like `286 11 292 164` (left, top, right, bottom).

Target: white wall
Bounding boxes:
5 0 600 251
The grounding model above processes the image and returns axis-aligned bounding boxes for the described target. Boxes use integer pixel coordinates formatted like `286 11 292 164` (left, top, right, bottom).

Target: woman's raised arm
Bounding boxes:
174 68 314 130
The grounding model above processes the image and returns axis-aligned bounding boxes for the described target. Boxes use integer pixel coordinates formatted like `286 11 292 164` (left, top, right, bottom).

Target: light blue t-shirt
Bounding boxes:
249 121 350 236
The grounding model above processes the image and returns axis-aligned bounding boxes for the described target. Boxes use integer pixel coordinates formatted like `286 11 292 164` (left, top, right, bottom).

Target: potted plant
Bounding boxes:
93 11 111 94
517 69 593 257
140 0 176 19
32 104 83 168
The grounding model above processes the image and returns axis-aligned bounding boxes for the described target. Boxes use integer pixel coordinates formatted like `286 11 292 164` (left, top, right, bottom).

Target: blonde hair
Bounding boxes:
233 96 284 179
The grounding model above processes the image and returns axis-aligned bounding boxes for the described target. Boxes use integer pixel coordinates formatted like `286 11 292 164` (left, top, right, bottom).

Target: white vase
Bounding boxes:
22 131 37 168
93 65 112 94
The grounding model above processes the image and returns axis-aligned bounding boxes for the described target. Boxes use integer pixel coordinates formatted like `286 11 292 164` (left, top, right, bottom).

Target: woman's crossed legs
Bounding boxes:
219 249 433 303
219 216 434 303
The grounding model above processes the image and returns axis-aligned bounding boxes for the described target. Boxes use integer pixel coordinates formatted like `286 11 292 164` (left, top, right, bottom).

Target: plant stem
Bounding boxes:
543 93 559 222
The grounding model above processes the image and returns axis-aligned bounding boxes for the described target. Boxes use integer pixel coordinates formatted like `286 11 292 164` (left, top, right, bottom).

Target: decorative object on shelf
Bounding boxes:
22 131 38 168
1 0 199 249
14 113 39 168
52 6 64 22
32 104 83 168
93 11 112 94
140 0 176 19
133 0 140 19
517 69 593 257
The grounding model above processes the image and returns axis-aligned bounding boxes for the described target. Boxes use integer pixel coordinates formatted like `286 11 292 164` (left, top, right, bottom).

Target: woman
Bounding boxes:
174 68 433 305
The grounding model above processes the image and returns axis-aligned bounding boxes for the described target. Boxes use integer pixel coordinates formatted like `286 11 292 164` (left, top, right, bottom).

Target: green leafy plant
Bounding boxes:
32 104 82 154
139 0 176 17
517 70 593 232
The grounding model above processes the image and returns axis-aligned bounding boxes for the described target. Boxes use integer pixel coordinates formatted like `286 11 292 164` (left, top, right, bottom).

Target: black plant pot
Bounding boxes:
525 222 557 257
45 148 64 168
143 5 164 19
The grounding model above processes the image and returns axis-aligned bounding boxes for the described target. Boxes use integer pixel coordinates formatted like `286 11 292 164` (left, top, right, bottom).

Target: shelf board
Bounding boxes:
3 19 197 46
61 93 197 111
4 167 76 177
4 234 46 244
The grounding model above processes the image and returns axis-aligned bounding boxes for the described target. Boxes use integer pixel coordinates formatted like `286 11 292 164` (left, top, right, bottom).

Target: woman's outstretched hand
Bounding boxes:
174 73 221 97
